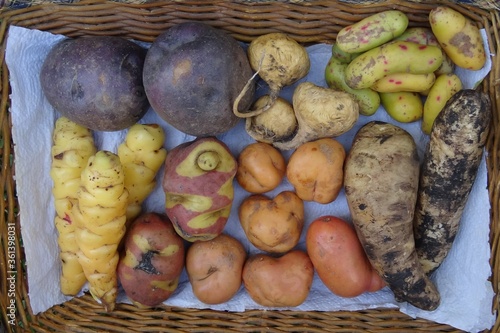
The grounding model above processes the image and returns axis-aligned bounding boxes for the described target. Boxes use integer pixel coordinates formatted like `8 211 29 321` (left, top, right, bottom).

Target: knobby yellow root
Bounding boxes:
50 117 96 296
74 150 128 312
117 123 167 224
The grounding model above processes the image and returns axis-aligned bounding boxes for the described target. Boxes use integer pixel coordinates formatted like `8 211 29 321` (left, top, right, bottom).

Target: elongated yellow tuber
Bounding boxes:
50 117 96 296
74 150 128 311
117 123 167 223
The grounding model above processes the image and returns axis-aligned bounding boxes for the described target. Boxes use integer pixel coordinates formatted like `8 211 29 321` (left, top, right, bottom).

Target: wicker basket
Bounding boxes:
0 0 499 332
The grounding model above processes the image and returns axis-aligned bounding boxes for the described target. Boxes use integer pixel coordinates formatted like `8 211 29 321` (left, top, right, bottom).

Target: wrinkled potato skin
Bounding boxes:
274 82 359 151
245 96 297 144
186 234 247 304
239 191 304 253
248 33 310 90
287 138 345 204
293 82 359 138
242 250 314 307
306 215 385 298
236 143 286 193
117 212 185 308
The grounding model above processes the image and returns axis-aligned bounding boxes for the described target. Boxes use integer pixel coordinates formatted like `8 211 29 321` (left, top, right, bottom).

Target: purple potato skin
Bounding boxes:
143 22 255 137
40 36 149 131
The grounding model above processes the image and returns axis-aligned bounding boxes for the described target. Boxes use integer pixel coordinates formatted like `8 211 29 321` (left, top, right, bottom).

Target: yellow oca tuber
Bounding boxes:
117 123 167 223
74 150 128 311
50 117 96 296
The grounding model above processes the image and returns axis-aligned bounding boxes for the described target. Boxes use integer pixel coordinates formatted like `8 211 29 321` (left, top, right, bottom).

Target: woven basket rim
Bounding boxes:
0 1 499 332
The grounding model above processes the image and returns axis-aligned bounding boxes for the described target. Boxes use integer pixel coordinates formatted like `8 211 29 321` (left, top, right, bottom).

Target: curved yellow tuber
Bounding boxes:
50 117 96 296
74 150 128 312
117 124 167 223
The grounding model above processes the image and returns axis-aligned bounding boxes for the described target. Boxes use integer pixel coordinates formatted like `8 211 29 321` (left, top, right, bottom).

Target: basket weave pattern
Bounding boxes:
0 1 499 332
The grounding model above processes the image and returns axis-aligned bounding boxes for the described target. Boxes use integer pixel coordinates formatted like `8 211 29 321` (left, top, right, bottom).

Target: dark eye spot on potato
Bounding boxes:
135 250 161 275
378 134 391 144
70 79 84 100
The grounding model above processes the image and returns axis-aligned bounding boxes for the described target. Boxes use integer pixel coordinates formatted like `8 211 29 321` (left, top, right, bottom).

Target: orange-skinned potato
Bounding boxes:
186 234 247 304
306 215 385 298
286 138 345 204
242 250 314 307
162 137 237 242
236 142 286 194
239 191 304 253
117 212 185 308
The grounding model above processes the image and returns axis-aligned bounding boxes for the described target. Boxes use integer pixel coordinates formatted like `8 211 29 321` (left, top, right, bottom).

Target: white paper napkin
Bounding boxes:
5 25 495 332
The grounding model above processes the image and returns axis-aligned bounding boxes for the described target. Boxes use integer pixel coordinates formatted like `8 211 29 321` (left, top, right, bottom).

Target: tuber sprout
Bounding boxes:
197 151 221 171
233 33 310 118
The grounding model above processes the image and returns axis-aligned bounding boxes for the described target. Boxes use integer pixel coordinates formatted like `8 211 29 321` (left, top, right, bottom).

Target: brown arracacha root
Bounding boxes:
414 89 491 275
344 121 440 311
233 32 310 118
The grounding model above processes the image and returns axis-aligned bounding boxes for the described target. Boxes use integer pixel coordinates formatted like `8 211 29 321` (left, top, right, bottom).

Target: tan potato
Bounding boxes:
242 250 314 307
186 234 247 304
236 142 286 194
286 138 345 204
239 191 304 253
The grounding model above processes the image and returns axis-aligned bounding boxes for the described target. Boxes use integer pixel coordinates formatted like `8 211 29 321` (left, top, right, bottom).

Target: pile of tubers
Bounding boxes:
234 32 359 151
41 5 491 315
